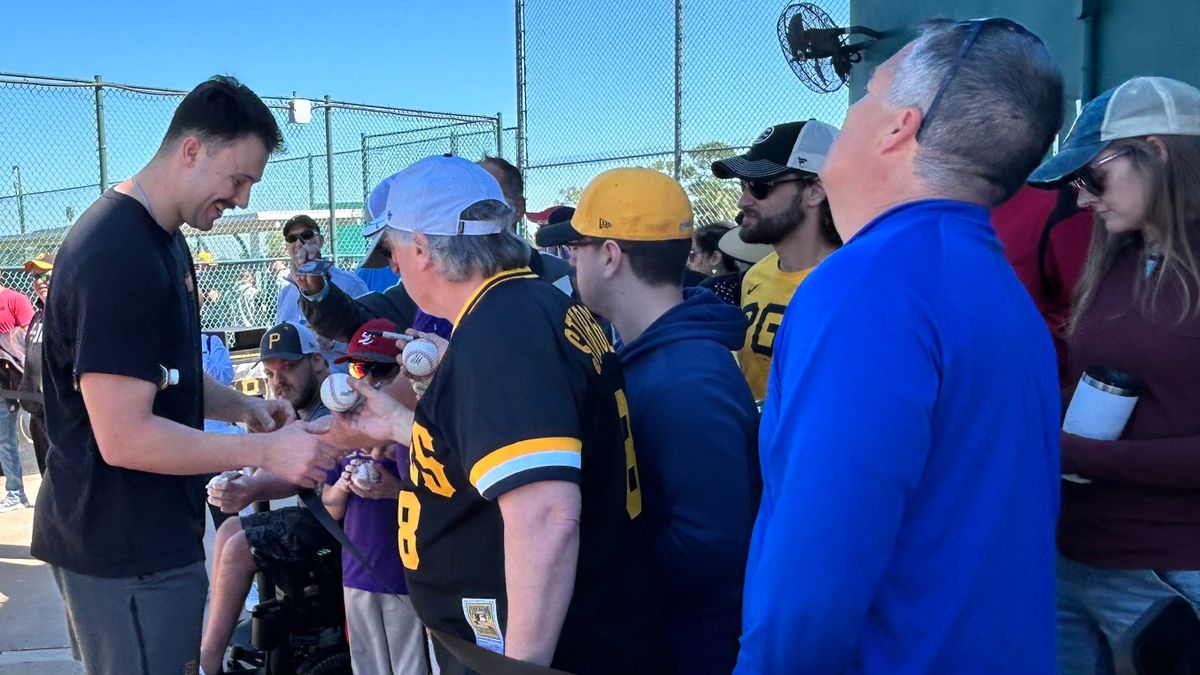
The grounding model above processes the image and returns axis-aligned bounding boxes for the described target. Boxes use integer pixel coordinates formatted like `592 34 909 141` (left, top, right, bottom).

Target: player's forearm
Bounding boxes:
102 414 269 475
499 482 580 665
203 373 255 424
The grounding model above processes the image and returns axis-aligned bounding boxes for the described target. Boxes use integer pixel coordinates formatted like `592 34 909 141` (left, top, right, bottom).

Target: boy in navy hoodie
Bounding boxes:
539 167 760 675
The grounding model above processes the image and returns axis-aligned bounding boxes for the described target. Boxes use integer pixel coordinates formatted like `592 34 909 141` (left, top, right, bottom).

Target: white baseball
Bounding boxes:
351 461 381 490
320 373 363 413
206 470 242 490
402 339 440 378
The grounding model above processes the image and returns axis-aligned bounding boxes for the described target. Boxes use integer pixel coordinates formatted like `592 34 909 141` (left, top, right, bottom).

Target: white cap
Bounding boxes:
360 155 513 268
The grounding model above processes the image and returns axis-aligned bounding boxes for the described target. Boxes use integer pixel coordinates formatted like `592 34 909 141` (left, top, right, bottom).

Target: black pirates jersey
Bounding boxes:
400 268 665 674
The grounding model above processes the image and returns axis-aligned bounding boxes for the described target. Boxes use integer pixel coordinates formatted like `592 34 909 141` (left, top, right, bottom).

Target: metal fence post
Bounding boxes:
495 113 504 158
673 0 684 180
324 96 336 263
515 0 527 173
361 134 369 216
307 153 315 209
94 75 108 194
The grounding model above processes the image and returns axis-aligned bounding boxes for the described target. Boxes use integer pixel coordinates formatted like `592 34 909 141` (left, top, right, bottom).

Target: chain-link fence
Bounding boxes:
0 73 509 331
517 0 850 226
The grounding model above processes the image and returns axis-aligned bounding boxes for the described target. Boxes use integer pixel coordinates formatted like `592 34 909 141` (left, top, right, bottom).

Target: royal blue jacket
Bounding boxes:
619 287 761 675
735 200 1060 674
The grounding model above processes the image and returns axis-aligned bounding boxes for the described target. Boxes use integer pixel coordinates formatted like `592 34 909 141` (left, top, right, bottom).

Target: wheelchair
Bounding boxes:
223 507 351 675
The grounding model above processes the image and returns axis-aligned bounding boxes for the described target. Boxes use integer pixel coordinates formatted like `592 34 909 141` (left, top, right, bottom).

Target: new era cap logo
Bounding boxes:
599 218 613 229
753 127 774 145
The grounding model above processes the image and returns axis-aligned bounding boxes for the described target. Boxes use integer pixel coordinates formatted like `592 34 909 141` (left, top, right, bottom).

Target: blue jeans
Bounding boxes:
1057 553 1200 674
0 403 22 495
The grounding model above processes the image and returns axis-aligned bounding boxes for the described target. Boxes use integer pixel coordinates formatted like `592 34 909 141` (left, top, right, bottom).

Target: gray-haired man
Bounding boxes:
316 155 664 674
737 19 1064 674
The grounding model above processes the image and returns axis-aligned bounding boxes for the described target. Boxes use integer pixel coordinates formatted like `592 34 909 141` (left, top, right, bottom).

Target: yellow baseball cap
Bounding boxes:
23 252 55 273
536 168 693 246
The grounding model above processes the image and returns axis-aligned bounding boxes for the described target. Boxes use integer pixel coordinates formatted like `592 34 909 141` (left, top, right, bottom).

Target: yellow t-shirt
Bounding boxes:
738 251 813 401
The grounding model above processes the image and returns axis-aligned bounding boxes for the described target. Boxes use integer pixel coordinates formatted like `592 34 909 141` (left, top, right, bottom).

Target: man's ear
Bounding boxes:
881 106 921 155
178 136 203 168
600 240 623 279
409 232 436 271
805 179 827 207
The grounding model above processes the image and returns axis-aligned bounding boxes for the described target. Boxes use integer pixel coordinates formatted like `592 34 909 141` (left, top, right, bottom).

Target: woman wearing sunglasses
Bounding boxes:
1029 76 1200 674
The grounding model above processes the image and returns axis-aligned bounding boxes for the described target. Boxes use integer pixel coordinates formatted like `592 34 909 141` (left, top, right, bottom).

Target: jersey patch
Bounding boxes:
462 598 504 654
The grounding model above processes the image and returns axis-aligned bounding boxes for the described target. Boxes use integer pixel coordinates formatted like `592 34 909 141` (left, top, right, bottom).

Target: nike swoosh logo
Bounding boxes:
747 283 762 295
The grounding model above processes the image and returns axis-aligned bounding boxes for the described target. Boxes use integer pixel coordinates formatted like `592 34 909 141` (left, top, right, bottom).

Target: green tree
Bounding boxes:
556 141 742 226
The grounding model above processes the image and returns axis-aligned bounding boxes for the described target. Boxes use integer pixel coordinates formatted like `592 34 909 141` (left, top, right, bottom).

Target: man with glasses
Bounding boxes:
734 19 1064 674
18 252 54 477
711 120 842 402
536 168 759 674
277 214 368 370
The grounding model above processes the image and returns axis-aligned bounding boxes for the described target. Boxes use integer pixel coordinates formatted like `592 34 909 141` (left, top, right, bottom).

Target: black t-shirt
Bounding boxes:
31 191 205 578
19 306 45 415
402 269 665 674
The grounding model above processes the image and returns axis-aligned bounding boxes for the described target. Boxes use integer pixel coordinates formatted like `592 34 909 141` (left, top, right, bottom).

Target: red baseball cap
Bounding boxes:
335 318 403 364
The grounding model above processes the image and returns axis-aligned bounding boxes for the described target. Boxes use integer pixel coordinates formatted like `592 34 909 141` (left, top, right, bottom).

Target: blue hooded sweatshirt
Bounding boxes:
617 287 761 675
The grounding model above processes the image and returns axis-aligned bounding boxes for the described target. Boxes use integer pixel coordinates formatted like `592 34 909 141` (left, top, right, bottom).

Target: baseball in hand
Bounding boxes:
321 373 364 413
351 460 381 490
402 339 439 378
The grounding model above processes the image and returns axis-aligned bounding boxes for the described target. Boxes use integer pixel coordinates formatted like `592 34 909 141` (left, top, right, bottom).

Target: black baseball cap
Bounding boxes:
283 214 321 236
258 321 322 361
712 119 839 181
534 206 575 248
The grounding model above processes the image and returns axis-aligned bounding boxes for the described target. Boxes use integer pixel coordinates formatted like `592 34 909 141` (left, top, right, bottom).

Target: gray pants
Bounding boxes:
51 561 208 675
344 587 431 674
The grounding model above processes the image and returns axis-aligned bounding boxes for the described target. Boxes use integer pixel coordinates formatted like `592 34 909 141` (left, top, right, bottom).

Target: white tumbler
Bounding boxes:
1061 366 1141 484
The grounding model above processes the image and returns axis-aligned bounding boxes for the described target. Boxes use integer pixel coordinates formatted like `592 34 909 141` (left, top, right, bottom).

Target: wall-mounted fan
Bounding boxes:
778 2 882 93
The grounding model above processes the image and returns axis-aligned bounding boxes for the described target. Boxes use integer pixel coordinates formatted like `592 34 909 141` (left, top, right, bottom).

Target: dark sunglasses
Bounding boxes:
739 176 811 200
30 272 51 281
1070 148 1131 196
348 360 399 380
916 18 1039 142
284 230 319 244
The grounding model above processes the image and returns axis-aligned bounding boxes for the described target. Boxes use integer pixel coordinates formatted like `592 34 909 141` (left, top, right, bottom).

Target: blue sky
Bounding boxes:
0 0 852 236
0 0 518 119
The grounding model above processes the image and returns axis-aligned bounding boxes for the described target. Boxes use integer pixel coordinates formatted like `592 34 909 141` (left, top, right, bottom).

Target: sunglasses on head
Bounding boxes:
739 176 812 200
348 360 399 380
284 230 319 244
916 18 1040 142
1070 148 1132 196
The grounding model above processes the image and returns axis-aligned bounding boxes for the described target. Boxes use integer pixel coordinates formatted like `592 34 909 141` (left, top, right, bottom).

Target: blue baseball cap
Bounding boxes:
1029 77 1200 186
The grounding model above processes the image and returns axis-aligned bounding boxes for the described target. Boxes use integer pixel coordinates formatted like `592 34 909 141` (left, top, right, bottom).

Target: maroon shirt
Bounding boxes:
1059 237 1200 569
0 288 34 335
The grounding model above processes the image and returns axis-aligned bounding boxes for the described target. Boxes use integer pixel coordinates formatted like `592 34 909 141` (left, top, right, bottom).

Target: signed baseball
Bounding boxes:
402 339 440 378
351 461 381 490
320 373 363 413
206 470 241 490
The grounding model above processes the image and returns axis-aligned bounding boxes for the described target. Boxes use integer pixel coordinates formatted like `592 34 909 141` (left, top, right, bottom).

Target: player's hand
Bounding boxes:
261 421 341 488
307 378 413 448
206 472 260 514
242 396 296 433
349 460 403 500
